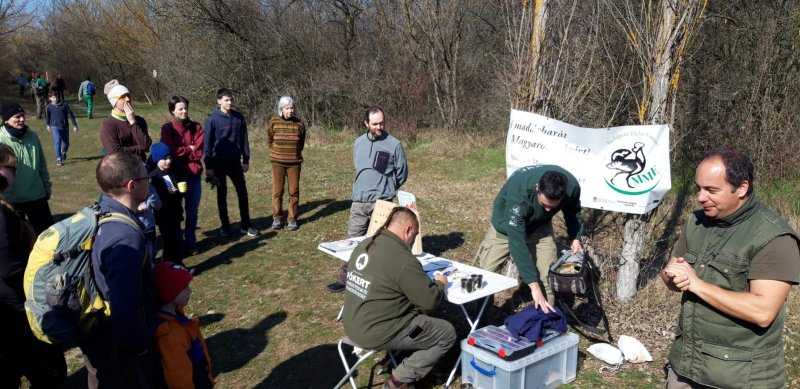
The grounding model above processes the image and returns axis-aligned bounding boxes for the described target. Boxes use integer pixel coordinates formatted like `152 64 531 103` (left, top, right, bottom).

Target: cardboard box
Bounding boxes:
460 332 578 389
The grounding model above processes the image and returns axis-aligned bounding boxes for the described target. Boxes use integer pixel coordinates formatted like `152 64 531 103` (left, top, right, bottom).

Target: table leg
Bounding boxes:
444 296 491 387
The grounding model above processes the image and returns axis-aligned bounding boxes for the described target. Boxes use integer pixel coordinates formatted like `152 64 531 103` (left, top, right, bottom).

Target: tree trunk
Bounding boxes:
617 214 646 300
614 0 705 302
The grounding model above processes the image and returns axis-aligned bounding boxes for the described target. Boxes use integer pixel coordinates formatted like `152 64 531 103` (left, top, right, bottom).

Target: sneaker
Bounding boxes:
218 227 232 237
287 221 299 231
56 159 62 166
241 227 260 237
271 220 283 230
326 281 346 293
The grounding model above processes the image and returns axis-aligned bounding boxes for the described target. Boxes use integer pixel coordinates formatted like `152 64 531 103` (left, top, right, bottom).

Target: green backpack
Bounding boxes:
23 205 142 345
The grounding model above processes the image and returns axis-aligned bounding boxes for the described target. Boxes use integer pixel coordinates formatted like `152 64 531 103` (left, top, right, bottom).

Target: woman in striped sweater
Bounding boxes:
267 96 306 231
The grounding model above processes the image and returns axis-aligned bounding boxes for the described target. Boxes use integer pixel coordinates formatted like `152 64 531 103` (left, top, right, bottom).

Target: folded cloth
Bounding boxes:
504 305 568 342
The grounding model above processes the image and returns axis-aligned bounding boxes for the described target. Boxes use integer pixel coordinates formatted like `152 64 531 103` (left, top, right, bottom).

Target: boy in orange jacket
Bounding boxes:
152 262 214 389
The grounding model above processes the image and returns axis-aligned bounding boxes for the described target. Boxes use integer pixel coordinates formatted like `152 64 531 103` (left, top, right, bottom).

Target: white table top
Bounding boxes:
317 237 518 305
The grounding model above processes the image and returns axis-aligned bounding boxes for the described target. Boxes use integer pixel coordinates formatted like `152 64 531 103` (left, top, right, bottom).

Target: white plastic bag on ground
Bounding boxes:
587 343 624 366
618 335 653 363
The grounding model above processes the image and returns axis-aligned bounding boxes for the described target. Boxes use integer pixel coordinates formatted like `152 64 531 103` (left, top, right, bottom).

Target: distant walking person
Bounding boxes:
32 74 49 119
161 96 205 255
100 80 152 161
267 96 305 231
78 76 96 119
54 74 66 102
0 103 54 234
17 73 26 97
46 90 79 166
204 88 259 237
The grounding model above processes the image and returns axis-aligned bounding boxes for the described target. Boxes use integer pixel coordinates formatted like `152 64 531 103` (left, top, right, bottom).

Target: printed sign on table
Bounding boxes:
506 110 671 214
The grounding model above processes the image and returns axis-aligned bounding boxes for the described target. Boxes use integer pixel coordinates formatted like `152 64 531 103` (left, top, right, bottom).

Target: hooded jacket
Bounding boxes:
155 311 214 389
0 125 51 203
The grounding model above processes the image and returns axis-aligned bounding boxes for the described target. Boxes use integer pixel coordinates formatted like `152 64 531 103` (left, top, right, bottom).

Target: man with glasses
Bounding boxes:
327 106 408 293
342 208 454 389
0 102 54 234
100 80 152 161
476 165 584 313
79 152 158 388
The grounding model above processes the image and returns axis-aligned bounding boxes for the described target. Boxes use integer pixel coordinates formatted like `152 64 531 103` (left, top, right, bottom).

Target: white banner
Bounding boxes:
506 110 671 214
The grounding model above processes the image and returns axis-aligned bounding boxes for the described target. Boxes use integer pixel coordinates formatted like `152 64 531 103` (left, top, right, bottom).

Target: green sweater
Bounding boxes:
491 165 583 283
0 126 51 203
342 229 446 348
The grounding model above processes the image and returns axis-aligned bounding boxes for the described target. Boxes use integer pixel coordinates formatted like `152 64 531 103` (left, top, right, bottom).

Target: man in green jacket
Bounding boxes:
477 165 584 313
662 148 800 388
342 208 455 389
0 103 53 234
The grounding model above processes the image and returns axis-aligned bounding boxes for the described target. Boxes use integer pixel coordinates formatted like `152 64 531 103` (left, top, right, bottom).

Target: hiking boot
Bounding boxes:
218 227 232 237
241 227 260 237
326 281 346 293
271 220 283 230
383 376 412 389
287 221 299 231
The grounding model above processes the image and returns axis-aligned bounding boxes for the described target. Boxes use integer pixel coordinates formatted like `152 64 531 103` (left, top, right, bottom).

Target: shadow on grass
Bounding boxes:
191 230 277 276
254 344 343 388
207 311 287 375
297 198 351 224
422 232 465 256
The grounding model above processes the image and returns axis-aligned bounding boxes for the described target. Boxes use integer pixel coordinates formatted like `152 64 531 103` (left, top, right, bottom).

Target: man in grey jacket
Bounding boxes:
327 106 408 293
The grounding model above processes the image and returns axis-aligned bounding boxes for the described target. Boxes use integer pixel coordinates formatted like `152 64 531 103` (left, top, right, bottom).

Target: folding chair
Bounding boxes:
334 336 397 389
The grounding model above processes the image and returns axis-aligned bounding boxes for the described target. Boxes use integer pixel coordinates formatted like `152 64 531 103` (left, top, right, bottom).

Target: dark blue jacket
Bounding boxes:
504 305 567 342
203 108 250 169
92 197 157 353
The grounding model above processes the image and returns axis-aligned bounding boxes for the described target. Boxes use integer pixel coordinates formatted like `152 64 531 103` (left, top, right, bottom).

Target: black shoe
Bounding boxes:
326 281 346 293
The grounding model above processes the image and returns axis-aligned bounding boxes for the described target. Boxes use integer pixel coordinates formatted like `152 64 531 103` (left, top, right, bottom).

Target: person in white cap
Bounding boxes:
99 79 152 161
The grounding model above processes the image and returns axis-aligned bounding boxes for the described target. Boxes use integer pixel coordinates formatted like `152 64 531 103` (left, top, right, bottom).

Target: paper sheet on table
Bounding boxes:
319 238 359 252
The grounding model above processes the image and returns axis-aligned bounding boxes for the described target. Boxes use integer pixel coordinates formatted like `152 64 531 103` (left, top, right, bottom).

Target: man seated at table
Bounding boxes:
341 207 455 389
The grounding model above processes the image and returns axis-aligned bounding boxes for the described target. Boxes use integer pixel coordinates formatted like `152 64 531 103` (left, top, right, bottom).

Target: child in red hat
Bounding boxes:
152 262 214 388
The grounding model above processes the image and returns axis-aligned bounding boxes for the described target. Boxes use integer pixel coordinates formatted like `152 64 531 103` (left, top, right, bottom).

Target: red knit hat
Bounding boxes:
152 262 193 304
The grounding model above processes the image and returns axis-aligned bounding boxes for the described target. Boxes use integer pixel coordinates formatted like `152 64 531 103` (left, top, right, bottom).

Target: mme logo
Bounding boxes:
604 142 662 195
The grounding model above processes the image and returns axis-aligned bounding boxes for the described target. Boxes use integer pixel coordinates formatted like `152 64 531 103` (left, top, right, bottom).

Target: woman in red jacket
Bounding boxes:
161 96 205 255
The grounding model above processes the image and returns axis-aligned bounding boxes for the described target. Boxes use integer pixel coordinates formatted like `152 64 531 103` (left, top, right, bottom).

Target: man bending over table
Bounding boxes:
342 207 455 389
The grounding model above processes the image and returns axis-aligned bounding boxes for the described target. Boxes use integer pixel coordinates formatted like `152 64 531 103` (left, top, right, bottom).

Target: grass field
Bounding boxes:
7 87 798 388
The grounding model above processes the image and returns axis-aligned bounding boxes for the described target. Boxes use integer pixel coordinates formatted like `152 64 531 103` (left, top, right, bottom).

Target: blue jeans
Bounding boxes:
51 127 69 160
182 177 202 248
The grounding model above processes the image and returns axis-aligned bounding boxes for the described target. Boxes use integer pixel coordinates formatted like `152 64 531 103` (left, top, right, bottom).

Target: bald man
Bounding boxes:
341 208 455 389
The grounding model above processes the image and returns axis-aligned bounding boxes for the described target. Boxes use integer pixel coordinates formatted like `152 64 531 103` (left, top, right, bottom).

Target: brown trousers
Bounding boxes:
271 163 301 222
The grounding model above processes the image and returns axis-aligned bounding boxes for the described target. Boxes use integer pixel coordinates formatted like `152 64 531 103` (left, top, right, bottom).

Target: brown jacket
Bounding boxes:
100 115 152 161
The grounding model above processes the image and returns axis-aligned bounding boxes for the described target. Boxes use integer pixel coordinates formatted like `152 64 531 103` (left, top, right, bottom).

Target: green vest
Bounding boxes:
668 195 799 389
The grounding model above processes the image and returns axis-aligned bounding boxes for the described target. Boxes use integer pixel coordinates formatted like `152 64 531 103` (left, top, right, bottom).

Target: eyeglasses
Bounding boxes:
1 166 16 176
123 176 149 187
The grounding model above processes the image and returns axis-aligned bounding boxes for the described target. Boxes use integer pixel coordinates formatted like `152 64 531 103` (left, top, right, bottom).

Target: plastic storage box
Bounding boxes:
460 331 578 389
